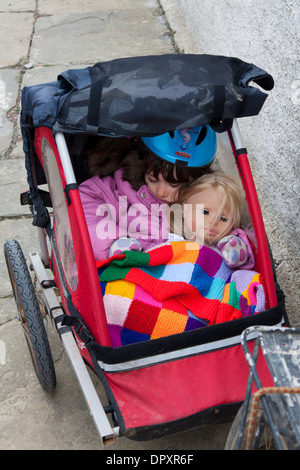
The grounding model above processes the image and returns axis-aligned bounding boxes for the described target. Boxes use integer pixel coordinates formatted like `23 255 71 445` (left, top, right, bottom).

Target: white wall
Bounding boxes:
160 0 300 325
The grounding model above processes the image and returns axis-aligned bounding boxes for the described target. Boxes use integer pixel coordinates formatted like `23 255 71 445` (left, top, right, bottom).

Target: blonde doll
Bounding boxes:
176 172 255 269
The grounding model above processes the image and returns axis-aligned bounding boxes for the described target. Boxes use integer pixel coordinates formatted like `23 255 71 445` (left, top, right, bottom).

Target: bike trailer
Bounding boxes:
5 54 288 445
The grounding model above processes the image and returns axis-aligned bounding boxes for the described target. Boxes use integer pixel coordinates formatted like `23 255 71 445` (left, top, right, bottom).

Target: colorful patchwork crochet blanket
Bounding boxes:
96 241 266 347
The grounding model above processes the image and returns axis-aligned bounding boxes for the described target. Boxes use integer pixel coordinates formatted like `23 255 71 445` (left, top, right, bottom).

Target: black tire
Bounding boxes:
4 239 56 392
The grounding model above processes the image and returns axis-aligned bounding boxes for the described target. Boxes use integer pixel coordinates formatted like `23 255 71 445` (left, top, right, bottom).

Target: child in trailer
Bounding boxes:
79 126 217 260
175 172 255 269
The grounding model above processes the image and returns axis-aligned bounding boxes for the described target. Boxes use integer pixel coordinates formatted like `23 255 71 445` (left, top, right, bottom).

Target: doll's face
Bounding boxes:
145 171 180 203
183 187 232 245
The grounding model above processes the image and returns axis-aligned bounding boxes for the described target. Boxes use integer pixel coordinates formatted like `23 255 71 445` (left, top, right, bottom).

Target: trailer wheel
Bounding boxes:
4 239 56 392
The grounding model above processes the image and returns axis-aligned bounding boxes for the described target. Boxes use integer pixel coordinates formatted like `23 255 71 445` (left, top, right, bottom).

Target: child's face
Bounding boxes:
145 171 180 204
183 187 232 245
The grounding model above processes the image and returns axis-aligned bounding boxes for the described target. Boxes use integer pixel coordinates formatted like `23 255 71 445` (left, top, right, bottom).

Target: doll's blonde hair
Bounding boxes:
178 172 245 238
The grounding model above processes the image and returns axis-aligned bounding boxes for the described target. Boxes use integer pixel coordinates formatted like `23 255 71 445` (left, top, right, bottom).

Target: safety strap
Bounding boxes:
30 193 52 236
62 315 94 345
85 79 103 134
210 85 233 133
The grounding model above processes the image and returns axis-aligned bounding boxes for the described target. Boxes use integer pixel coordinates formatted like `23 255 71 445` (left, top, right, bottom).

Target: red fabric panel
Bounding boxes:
105 342 273 430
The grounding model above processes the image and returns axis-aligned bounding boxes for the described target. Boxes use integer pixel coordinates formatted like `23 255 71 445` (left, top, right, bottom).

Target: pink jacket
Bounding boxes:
79 169 169 260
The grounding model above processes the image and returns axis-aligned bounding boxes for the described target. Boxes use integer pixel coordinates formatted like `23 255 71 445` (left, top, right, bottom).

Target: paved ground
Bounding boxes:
0 0 233 450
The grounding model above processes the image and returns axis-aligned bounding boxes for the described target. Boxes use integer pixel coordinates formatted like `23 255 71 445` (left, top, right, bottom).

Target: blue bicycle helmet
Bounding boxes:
141 125 217 167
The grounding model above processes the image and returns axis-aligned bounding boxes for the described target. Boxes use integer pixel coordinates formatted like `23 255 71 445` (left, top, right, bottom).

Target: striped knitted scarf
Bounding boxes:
96 241 266 347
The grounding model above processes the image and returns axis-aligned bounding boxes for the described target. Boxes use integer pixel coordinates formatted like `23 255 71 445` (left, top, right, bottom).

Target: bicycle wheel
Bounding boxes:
4 239 56 392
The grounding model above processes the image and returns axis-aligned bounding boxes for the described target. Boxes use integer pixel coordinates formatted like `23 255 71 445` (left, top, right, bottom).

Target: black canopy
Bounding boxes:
21 54 274 137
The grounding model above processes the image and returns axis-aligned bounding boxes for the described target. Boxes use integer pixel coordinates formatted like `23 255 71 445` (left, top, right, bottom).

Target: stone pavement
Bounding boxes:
0 0 233 450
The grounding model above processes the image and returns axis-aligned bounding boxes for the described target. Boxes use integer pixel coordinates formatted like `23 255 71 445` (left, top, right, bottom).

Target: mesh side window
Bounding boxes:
42 137 78 291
